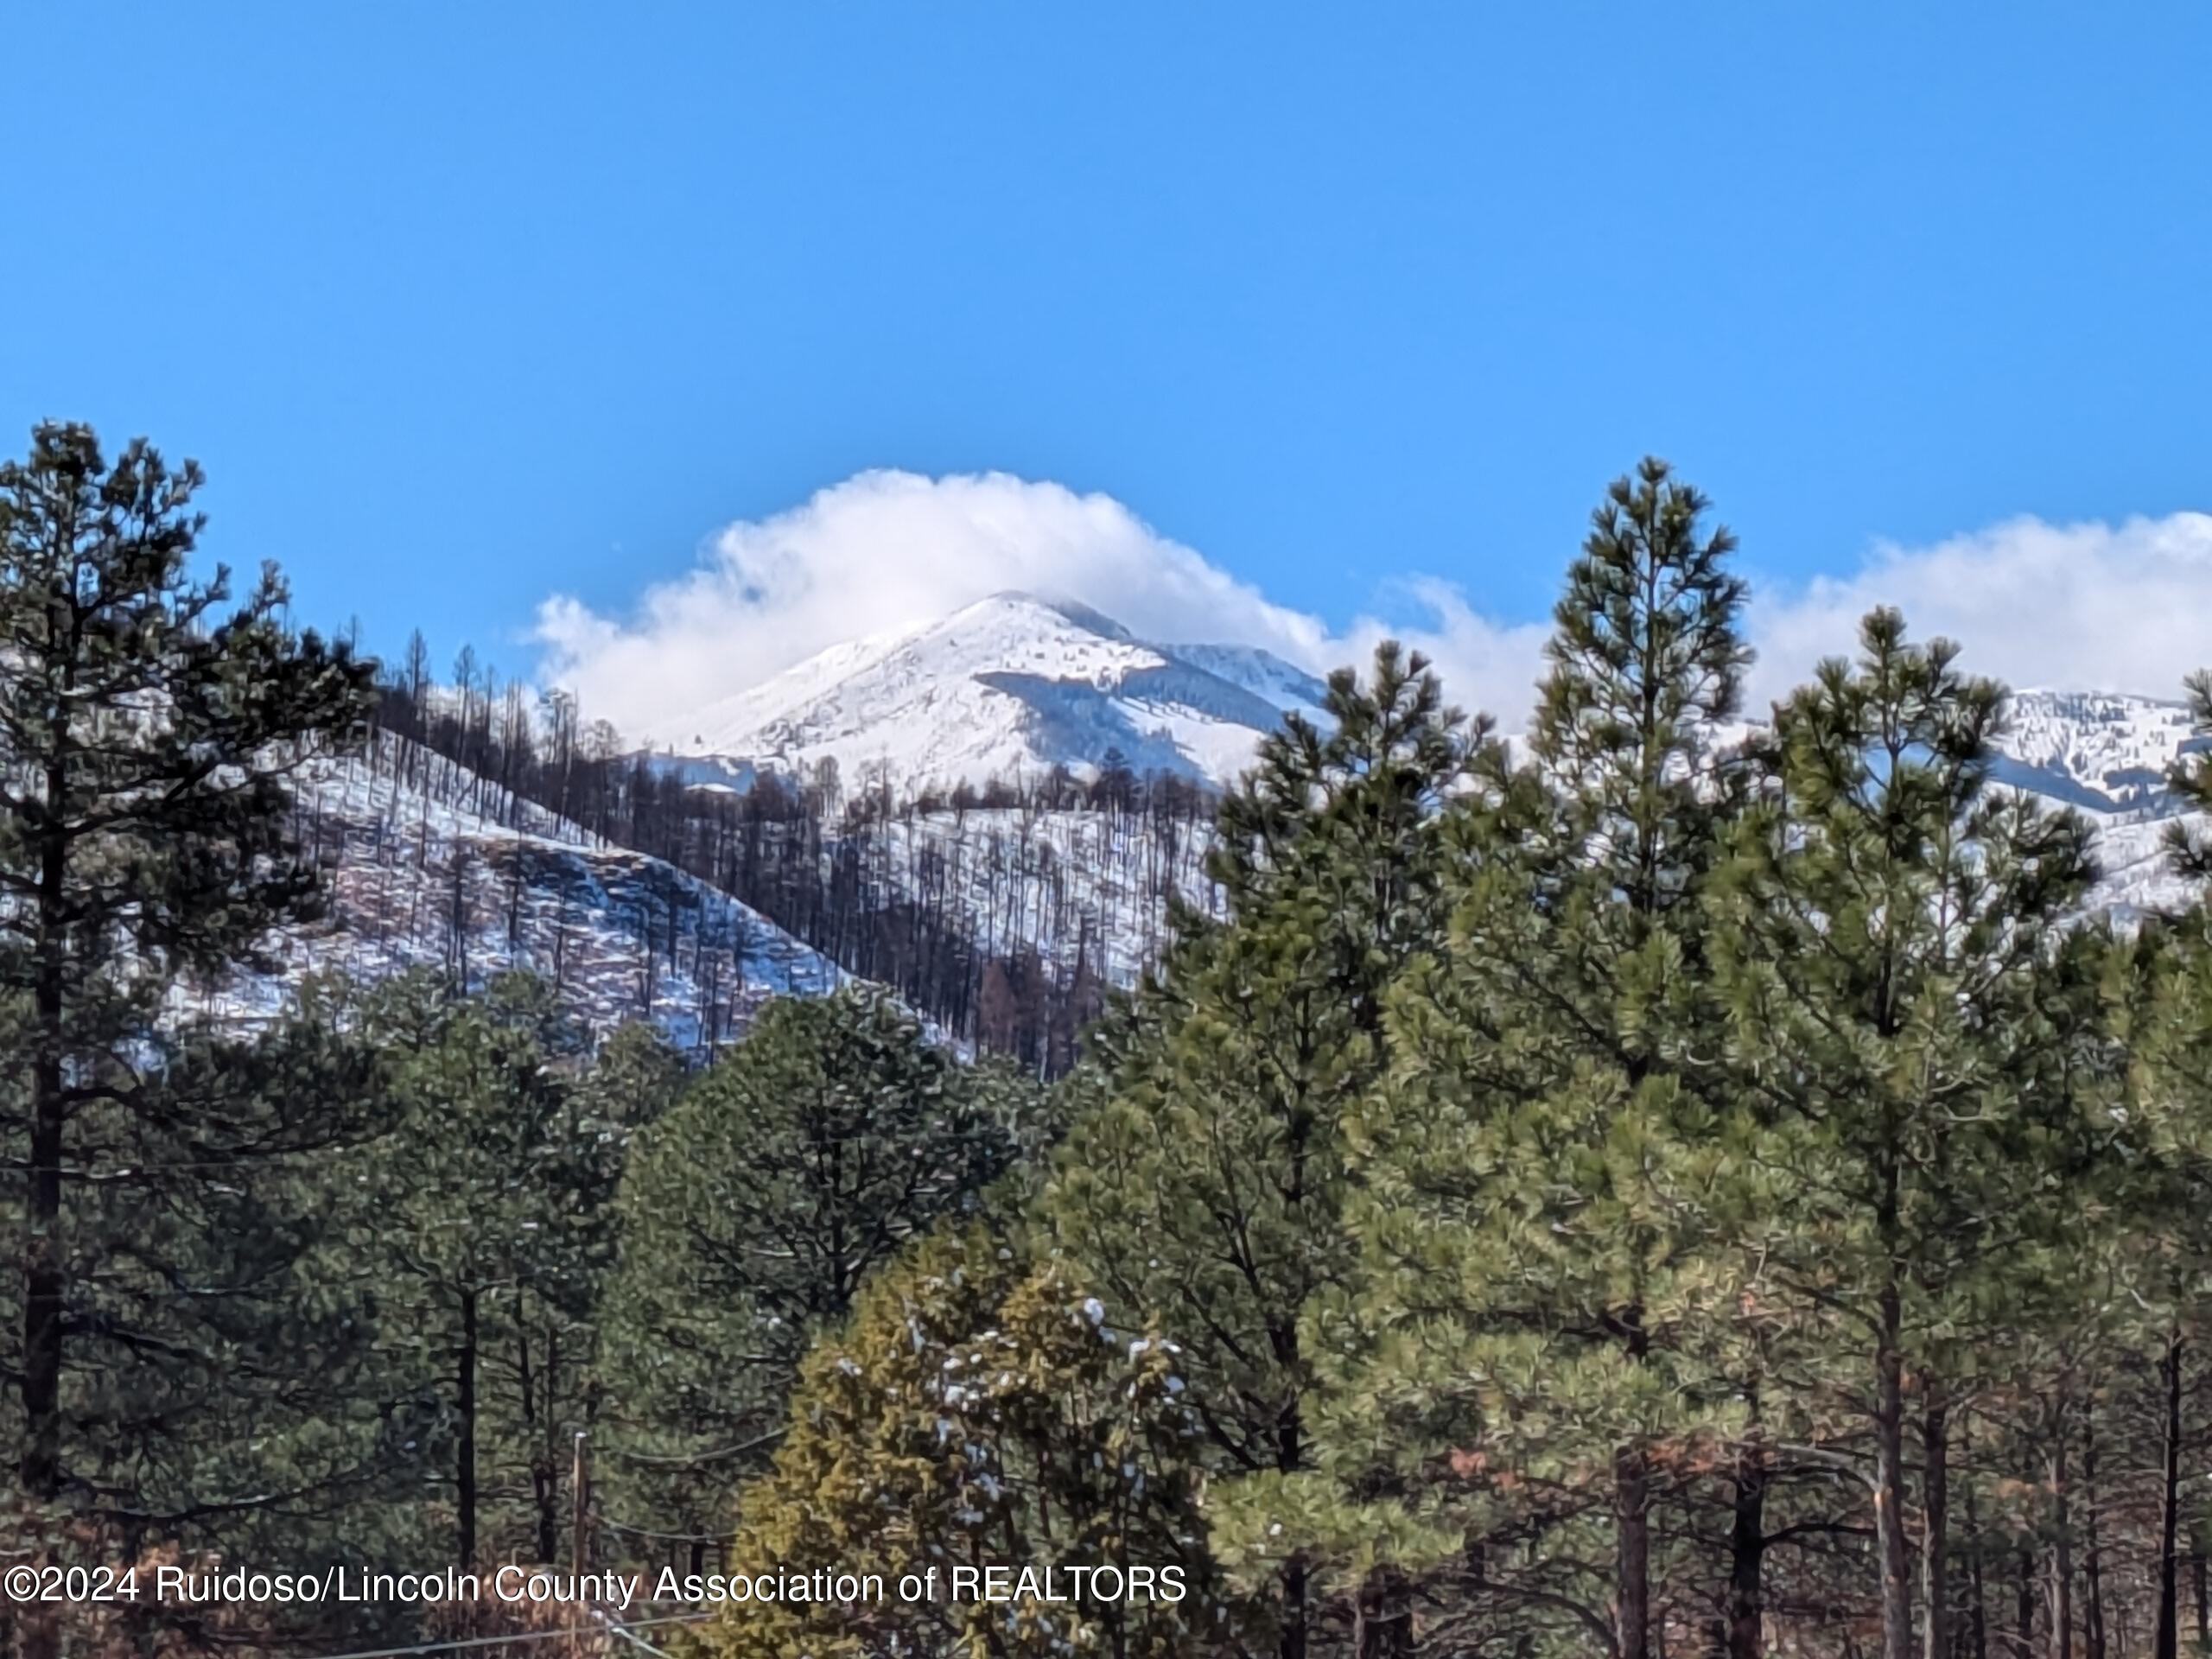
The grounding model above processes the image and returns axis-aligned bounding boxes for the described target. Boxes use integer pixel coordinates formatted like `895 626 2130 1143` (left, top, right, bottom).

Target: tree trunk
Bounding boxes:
1355 1565 1416 1659
2157 1326 2183 1659
14 815 69 1659
2082 1404 2105 1659
20 1056 63 1501
1875 1281 1915 1659
2049 1407 2072 1659
1281 1556 1310 1659
20 810 69 1503
458 1288 480 1570
1280 1394 1307 1659
1618 1308 1651 1659
1923 1384 1950 1659
1727 1440 1768 1659
1966 1468 1988 1659
1618 1441 1651 1659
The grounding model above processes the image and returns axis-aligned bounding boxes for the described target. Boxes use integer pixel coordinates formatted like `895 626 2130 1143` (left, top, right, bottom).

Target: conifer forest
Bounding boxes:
20 421 2212 1659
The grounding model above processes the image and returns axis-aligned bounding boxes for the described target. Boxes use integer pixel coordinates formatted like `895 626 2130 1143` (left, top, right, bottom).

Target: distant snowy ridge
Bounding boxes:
1984 689 2209 921
615 595 2212 973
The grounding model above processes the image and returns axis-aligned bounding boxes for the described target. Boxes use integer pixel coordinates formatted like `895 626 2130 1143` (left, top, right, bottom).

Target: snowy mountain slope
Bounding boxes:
640 591 1329 793
1163 643 1335 724
617 590 2212 979
774 683 2212 978
177 734 848 1044
834 806 1227 989
1990 690 2212 919
1996 690 2203 817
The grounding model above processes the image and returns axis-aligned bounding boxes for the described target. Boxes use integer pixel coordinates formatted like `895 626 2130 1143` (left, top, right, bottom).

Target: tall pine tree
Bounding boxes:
1041 644 1478 1659
1319 459 1757 1659
0 423 374 1525
1707 608 2101 1659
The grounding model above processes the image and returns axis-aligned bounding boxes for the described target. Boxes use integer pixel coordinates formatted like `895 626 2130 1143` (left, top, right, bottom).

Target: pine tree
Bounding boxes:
1315 459 1757 1659
599 989 1039 1544
2106 911 2212 1659
0 981 412 1568
0 425 375 1538
1040 644 1478 1659
347 969 619 1569
1707 608 2103 1659
699 1224 1228 1659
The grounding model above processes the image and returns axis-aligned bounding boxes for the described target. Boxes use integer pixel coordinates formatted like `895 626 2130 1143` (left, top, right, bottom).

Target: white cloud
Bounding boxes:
1745 511 2212 713
532 469 1552 738
534 469 2212 743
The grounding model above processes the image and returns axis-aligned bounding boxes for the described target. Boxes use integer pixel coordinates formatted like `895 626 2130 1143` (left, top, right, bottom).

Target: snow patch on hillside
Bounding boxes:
175 736 848 1044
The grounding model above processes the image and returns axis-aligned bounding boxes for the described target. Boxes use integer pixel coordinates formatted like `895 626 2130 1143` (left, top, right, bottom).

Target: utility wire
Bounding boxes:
598 1514 724 1545
591 1609 675 1659
282 1611 711 1659
602 1433 780 1469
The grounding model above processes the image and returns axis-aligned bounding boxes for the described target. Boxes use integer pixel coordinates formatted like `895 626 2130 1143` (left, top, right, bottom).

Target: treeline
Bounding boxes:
372 642 1220 1071
16 423 2212 1659
0 423 1055 1657
691 461 2212 1659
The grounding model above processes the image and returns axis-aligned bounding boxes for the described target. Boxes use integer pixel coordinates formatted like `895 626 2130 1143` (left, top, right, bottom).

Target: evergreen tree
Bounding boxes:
0 986 411 1558
1707 608 2103 1659
1040 644 1478 1659
700 1224 1228 1659
2107 912 2212 1659
348 970 619 1569
0 424 374 1536
599 989 1037 1545
1310 459 1757 1659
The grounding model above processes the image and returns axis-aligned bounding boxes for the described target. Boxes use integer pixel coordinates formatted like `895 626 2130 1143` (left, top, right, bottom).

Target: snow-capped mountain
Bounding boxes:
204 674 2211 1046
608 588 2212 963
643 591 1329 794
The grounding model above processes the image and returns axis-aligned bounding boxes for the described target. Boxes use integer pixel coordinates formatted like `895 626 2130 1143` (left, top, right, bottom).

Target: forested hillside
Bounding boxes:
16 427 2212 1659
373 665 1225 1071
226 732 848 1042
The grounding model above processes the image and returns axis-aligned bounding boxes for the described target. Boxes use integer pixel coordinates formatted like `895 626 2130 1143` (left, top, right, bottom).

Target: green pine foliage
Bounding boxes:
1706 607 2107 1659
19 426 2212 1659
0 423 377 1538
344 969 625 1570
600 988 1042 1546
1039 644 1479 1659
696 1224 1226 1659
1299 461 1758 1659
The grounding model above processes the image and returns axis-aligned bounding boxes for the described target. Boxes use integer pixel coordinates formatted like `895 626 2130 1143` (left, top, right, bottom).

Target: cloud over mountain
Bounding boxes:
1745 511 2212 710
535 469 2212 738
531 471 1550 740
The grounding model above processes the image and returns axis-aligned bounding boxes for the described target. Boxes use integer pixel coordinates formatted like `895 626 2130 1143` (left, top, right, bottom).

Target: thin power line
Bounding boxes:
602 1432 780 1469
284 1611 711 1659
591 1610 674 1659
598 1513 723 1545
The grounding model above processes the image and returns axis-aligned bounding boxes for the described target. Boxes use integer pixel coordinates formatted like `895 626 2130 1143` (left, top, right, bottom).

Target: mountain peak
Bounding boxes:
644 595 1320 791
959 589 1135 641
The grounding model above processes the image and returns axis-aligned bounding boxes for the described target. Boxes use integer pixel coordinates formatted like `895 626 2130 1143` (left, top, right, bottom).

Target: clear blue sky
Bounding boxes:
3 3 2205 676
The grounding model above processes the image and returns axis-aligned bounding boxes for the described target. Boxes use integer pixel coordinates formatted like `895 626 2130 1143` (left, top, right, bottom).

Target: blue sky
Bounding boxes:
3 3 2208 725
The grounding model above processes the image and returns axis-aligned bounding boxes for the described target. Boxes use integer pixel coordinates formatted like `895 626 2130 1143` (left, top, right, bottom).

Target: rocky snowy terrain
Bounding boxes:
638 590 1329 795
182 733 849 1045
205 630 2212 1046
826 804 1226 988
1994 689 2209 921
